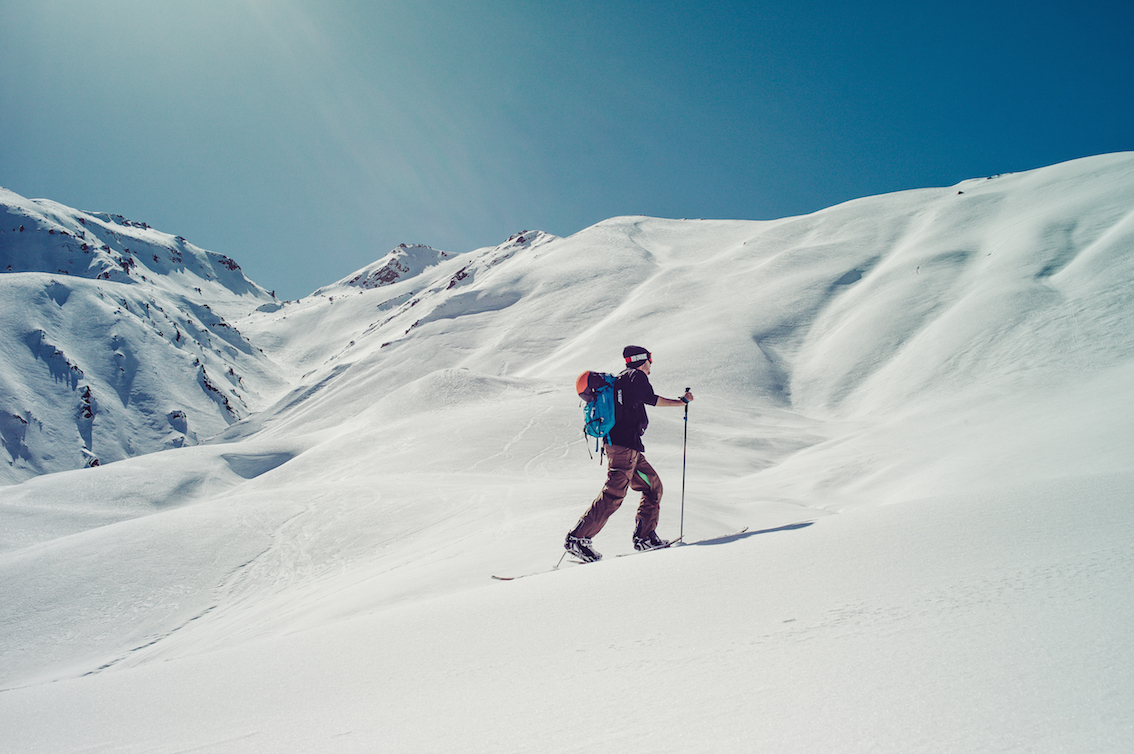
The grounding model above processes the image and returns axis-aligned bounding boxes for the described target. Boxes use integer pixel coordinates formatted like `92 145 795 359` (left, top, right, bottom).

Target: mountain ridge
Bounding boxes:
4 154 1133 482
1 188 287 481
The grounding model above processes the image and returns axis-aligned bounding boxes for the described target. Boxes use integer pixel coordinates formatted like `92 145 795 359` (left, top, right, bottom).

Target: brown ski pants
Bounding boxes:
570 444 663 539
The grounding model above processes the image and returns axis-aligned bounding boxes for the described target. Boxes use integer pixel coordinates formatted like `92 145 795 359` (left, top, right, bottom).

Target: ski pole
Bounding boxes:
680 386 689 541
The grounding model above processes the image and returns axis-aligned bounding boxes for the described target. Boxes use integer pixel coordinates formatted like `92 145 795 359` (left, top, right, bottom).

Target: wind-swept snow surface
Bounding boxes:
1 154 1133 752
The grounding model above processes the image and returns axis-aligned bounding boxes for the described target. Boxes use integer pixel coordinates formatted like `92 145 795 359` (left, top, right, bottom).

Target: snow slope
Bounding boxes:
1 154 1132 752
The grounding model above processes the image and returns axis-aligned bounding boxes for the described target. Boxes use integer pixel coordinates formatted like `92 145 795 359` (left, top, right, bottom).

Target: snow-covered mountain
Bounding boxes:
0 189 286 482
311 242 455 295
1 154 1132 752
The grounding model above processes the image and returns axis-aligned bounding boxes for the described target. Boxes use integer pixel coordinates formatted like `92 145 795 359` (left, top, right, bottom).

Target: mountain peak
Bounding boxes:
316 243 454 295
1 187 273 306
314 230 557 297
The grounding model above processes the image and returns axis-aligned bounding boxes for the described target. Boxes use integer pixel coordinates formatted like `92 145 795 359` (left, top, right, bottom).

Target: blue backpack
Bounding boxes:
576 370 617 454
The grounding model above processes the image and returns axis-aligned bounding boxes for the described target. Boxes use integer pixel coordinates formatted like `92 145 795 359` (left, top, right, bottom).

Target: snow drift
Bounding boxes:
1 154 1132 752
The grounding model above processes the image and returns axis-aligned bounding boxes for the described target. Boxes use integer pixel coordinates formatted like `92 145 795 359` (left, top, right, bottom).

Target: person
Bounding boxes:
565 345 694 562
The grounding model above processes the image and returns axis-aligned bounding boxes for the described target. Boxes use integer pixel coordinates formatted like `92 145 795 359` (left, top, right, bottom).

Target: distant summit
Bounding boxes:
318 244 455 294
314 231 557 297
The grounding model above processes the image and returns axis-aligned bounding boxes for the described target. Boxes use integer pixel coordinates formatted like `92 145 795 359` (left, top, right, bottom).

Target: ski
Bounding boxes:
491 553 612 581
611 535 683 558
491 553 579 581
491 566 575 581
492 530 746 581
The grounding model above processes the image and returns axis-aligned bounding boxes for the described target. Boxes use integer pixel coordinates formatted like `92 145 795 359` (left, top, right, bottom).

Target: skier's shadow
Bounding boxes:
688 521 813 546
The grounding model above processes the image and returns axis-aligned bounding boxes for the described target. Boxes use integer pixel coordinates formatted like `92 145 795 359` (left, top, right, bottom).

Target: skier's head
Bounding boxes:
623 345 651 371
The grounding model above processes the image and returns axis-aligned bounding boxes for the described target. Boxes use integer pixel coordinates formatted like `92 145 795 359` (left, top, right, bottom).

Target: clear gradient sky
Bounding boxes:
3 0 1131 299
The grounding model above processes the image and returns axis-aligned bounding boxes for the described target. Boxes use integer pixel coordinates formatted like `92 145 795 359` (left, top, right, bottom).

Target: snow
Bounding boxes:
1 153 1133 752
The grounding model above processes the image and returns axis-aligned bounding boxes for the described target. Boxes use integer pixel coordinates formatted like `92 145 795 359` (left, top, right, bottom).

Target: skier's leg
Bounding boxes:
570 445 635 539
629 454 664 537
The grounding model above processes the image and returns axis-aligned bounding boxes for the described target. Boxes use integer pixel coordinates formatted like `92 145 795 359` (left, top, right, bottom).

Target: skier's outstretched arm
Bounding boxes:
655 390 694 407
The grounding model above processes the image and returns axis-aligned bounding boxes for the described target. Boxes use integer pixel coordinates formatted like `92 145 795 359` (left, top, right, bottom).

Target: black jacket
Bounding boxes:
608 367 658 452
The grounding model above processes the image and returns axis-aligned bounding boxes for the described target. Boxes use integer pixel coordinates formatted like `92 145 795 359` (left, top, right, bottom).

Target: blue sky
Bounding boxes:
3 0 1131 299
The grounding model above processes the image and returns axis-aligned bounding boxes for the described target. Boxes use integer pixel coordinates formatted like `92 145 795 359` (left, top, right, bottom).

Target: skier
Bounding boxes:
565 345 694 562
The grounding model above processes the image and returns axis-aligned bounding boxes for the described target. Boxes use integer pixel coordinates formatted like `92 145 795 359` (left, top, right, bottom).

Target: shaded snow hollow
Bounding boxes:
1 154 1133 752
